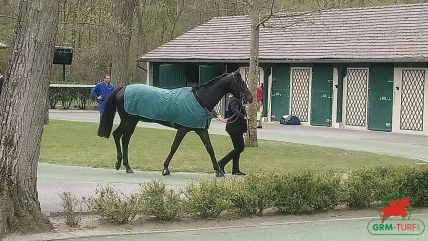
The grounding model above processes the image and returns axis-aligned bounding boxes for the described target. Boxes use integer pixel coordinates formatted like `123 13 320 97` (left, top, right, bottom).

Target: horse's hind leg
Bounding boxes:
162 127 190 176
112 123 126 170
195 129 224 177
122 120 138 173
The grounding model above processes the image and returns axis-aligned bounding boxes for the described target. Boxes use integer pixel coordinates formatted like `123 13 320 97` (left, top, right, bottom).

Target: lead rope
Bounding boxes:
195 71 244 124
194 87 237 124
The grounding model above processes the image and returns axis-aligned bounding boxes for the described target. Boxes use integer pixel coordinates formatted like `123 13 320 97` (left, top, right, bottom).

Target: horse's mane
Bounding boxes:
195 73 229 88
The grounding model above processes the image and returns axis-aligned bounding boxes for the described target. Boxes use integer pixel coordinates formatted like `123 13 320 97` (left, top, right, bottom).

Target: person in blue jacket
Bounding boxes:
91 75 114 118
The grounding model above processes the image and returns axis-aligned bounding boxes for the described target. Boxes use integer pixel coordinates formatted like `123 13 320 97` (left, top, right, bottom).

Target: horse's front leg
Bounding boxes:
112 124 125 170
163 127 189 176
195 129 224 177
121 122 137 173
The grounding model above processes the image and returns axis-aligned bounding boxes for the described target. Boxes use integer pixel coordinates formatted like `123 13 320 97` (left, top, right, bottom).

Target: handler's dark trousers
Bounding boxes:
218 131 245 173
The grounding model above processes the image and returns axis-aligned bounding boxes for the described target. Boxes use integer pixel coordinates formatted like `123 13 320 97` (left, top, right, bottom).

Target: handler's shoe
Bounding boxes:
232 171 246 176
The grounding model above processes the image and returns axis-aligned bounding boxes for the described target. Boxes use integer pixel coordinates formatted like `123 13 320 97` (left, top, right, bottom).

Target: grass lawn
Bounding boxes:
40 120 421 174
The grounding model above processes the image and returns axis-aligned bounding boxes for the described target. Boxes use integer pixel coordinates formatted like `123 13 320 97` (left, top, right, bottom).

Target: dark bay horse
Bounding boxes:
97 70 253 177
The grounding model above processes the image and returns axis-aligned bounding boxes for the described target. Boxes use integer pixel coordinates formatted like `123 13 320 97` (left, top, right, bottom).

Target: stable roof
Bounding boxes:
140 3 428 63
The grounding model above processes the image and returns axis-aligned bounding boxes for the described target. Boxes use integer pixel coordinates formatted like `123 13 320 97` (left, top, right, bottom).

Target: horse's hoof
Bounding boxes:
126 168 134 174
115 162 121 170
162 168 170 176
216 169 225 177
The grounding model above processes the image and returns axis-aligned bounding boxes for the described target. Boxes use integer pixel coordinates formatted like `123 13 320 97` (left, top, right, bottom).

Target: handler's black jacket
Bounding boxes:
225 97 247 134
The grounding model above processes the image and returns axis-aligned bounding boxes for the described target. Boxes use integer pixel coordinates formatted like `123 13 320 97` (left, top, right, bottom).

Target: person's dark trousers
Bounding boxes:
218 131 245 173
99 112 103 122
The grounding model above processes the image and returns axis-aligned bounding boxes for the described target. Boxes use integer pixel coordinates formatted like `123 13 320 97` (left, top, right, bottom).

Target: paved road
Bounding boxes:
49 110 428 161
64 213 428 241
38 163 213 214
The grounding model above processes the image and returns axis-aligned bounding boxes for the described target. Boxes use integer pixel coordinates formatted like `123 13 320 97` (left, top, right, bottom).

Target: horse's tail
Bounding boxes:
98 87 122 138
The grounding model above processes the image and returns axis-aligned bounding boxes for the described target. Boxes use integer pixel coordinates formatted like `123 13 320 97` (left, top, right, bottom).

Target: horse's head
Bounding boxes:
229 70 253 103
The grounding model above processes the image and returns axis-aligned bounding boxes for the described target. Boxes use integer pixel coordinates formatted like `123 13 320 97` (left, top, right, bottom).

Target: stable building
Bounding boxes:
140 3 428 136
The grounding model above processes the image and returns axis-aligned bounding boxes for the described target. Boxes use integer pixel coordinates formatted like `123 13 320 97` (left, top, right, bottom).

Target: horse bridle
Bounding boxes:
193 71 247 124
228 71 249 123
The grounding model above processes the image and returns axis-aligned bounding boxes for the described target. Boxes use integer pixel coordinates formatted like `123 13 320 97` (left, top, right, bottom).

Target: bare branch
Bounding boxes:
137 62 147 71
258 0 275 27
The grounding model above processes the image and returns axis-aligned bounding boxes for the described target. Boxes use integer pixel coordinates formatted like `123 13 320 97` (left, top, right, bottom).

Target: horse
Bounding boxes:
97 70 253 177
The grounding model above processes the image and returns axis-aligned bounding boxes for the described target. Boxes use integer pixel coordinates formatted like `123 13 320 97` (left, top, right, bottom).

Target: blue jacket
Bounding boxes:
91 81 115 112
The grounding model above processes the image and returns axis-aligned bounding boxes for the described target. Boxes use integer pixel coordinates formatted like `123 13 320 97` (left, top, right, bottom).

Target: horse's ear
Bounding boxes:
232 69 241 81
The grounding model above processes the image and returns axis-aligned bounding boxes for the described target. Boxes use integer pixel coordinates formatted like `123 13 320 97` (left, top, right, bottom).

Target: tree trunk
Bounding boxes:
0 0 59 238
136 0 147 83
245 11 260 147
111 0 136 87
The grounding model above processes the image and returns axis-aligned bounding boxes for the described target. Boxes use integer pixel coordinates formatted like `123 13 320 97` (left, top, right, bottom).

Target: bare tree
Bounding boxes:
111 0 136 87
0 0 59 238
243 0 342 146
242 0 276 147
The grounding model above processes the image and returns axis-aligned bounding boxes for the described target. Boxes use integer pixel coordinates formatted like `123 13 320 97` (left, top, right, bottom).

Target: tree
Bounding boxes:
0 0 59 238
111 0 136 87
242 0 276 147
243 0 343 147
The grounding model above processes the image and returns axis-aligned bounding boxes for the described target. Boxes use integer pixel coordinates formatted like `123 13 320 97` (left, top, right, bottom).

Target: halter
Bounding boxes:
220 72 249 124
194 71 246 124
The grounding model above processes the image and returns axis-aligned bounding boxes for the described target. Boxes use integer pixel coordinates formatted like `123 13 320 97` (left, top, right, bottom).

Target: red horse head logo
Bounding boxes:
379 197 411 223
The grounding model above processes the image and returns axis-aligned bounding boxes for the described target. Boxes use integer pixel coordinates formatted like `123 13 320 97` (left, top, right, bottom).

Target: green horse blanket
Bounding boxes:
124 84 212 129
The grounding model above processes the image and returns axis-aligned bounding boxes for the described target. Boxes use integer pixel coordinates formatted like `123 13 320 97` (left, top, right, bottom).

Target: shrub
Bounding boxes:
228 180 258 215
346 167 409 208
274 171 341 214
309 171 342 211
82 167 427 224
229 173 277 215
185 179 232 218
89 186 141 224
400 168 428 207
48 86 95 109
58 191 82 227
140 181 184 221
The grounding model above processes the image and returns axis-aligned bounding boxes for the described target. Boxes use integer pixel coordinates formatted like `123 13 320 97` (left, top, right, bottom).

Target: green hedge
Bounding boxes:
90 186 142 224
83 167 428 224
274 171 342 214
140 181 184 221
346 167 409 208
185 179 232 218
49 86 95 110
400 168 428 206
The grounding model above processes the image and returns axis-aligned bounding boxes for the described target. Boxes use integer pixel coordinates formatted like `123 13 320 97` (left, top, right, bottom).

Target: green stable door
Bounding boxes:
199 64 225 84
311 65 333 126
157 63 187 89
271 65 290 121
367 65 393 131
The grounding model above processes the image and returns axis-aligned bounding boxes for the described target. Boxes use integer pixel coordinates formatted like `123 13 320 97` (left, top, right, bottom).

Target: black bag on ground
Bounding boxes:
280 115 301 125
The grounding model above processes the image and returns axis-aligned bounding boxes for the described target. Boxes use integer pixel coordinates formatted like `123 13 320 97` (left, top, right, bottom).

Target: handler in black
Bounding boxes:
218 95 248 176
